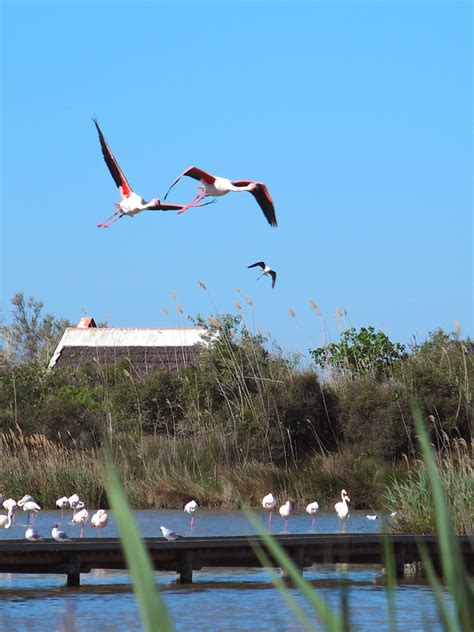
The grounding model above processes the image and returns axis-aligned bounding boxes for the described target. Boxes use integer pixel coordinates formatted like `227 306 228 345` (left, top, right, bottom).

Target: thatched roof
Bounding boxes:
49 318 207 376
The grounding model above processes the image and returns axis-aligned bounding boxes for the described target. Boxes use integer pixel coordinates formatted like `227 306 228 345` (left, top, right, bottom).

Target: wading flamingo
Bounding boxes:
262 493 277 529
21 500 41 525
56 497 70 522
335 489 351 521
0 510 13 530
184 500 200 530
247 262 277 288
72 507 89 538
93 120 205 228
279 501 292 532
3 499 17 523
90 509 108 537
306 501 319 527
164 166 277 227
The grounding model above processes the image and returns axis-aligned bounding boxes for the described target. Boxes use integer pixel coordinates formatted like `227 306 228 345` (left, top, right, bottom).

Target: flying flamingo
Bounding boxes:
262 493 277 529
93 120 207 228
184 500 200 530
306 501 319 528
72 507 89 538
164 167 278 227
56 497 70 522
335 489 351 522
247 262 277 288
279 501 292 532
90 509 108 537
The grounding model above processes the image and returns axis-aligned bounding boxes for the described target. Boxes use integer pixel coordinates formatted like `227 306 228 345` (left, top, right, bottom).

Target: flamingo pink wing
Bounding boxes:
164 166 215 199
232 181 277 227
93 119 132 197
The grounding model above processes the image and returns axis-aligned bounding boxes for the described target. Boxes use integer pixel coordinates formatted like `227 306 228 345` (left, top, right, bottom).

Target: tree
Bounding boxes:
310 326 405 379
1 293 71 365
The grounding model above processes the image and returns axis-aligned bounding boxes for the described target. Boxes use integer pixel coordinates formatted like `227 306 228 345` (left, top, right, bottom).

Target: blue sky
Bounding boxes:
2 1 472 359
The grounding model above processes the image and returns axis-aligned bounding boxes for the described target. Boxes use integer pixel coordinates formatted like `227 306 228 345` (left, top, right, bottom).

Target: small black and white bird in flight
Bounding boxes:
160 526 181 541
248 262 277 288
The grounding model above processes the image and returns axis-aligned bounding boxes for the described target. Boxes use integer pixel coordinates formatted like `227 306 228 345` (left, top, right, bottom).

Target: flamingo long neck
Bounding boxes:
228 183 254 192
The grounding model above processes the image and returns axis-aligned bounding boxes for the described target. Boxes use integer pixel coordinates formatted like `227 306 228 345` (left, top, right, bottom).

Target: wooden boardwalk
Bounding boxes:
0 534 472 586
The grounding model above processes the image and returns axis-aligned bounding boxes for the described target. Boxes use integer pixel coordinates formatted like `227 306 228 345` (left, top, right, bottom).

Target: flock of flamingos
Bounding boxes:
0 491 358 541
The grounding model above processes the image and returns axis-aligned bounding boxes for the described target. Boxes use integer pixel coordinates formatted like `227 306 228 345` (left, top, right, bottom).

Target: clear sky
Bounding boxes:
2 1 472 359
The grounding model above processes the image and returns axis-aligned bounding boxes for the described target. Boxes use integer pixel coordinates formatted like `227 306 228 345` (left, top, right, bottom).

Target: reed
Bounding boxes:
386 435 473 535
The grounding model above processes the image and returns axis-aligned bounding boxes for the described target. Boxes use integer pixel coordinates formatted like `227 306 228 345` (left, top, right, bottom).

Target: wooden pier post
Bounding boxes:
177 550 194 584
395 544 406 579
66 556 81 587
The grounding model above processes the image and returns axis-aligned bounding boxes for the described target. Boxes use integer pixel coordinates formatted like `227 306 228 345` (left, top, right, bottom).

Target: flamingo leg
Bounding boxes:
60 509 64 523
98 208 124 228
284 519 288 532
190 514 195 530
311 516 315 528
80 523 84 538
177 191 208 215
268 512 273 530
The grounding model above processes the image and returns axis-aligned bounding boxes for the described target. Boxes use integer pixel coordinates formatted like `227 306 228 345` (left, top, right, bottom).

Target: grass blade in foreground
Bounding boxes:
252 543 318 632
105 455 174 632
245 509 346 632
418 542 458 632
413 406 474 631
382 534 397 632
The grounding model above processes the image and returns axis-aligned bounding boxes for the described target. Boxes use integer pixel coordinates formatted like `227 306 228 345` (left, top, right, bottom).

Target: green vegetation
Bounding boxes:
0 294 472 532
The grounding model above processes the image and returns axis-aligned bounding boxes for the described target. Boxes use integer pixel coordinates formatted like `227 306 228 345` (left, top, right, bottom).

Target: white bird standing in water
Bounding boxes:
160 526 180 541
90 510 108 537
25 527 43 541
52 524 71 542
335 489 351 521
262 493 277 529
279 501 292 532
21 500 41 525
0 509 13 529
247 261 277 288
2 499 17 523
306 501 319 527
72 507 89 538
184 500 200 530
56 497 70 522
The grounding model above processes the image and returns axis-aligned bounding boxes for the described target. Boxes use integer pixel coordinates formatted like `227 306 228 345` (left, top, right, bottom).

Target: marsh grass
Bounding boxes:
386 435 473 535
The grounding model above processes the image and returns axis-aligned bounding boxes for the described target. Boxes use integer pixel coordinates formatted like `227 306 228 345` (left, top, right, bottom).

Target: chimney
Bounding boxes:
77 316 97 328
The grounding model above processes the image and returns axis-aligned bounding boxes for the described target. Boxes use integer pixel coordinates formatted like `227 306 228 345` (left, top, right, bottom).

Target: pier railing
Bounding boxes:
0 533 473 586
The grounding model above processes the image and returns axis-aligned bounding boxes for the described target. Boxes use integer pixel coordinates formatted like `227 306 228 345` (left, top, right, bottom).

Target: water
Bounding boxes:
0 509 448 631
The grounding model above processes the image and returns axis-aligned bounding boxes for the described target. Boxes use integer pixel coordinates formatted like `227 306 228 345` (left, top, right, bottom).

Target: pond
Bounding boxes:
0 509 448 631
